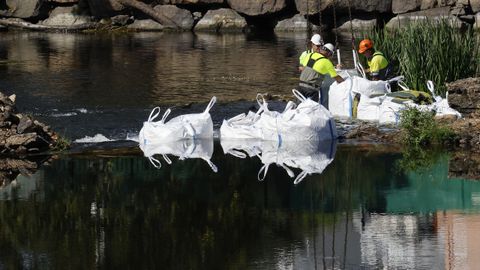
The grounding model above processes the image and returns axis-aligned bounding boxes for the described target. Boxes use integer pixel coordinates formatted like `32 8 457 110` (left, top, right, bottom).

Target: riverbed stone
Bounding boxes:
294 0 392 15
385 7 464 29
447 77 480 115
334 18 377 32
475 13 480 29
274 14 308 32
194 8 247 32
226 0 287 16
40 6 92 26
392 0 421 14
127 19 164 31
158 0 224 3
86 0 124 18
4 0 44 19
153 5 194 30
472 0 480 13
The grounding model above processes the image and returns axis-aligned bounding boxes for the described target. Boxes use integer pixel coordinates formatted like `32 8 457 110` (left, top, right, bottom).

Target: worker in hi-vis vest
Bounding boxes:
298 34 324 72
358 39 392 81
298 42 344 105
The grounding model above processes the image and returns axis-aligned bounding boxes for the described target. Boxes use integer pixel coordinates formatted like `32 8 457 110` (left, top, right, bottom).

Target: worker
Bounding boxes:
358 39 391 80
299 34 323 72
298 42 345 105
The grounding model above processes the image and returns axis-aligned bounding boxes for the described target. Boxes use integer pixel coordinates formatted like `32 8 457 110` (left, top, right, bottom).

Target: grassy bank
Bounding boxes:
362 19 480 96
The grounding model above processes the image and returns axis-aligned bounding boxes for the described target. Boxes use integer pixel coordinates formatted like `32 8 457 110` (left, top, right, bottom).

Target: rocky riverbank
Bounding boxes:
0 0 479 32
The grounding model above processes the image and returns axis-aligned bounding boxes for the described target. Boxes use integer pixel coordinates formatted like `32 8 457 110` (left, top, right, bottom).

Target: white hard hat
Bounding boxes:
310 34 323 46
323 43 335 54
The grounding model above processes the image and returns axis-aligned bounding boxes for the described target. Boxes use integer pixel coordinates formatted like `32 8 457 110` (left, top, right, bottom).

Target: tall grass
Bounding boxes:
361 19 480 96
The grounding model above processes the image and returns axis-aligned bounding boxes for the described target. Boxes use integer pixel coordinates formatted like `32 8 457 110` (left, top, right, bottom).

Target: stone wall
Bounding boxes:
0 0 479 32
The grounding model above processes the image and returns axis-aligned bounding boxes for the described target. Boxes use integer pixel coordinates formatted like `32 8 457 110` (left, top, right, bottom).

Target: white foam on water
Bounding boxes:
74 134 113 143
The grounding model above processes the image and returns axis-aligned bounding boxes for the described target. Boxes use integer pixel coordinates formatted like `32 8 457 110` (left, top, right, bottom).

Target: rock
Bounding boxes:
392 0 421 14
449 152 480 179
194 8 247 32
86 0 124 18
5 133 37 147
334 18 377 32
158 0 224 3
111 15 132 26
48 0 78 3
386 7 464 29
274 14 308 32
226 0 287 16
154 5 194 30
475 13 480 29
40 6 92 26
127 19 164 31
17 116 34 134
447 77 480 115
472 0 480 13
295 0 392 15
4 0 44 18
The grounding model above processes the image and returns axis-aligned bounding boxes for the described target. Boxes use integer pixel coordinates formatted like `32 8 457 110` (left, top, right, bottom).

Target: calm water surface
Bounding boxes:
0 31 478 269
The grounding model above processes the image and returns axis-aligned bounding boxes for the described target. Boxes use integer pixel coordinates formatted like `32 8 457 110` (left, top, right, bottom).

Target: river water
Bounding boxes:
0 31 479 269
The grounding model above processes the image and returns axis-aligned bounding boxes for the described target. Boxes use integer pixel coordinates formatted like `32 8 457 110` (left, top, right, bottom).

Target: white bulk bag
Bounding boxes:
329 77 355 118
139 97 216 144
357 95 383 121
379 97 408 125
351 76 389 97
220 110 263 139
256 90 337 141
425 81 462 119
139 138 217 172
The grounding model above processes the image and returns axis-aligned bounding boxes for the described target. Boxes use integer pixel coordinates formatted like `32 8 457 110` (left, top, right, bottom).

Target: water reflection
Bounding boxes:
221 139 336 184
0 145 478 268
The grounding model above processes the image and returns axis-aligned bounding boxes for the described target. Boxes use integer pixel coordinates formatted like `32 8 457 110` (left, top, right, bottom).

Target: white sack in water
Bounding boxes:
139 97 216 144
139 138 217 172
254 91 337 141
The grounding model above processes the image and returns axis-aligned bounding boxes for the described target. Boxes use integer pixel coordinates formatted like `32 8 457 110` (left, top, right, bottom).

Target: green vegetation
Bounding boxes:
362 19 480 96
399 107 456 147
52 135 71 152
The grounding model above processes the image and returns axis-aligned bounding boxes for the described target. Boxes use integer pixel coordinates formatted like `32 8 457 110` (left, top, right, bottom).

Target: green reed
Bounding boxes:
362 19 480 96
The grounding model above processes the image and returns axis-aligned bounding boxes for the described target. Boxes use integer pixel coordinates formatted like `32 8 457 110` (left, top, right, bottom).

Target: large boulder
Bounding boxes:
227 0 287 16
194 8 247 32
40 6 92 26
392 0 421 14
334 18 377 32
153 5 194 30
158 0 223 3
475 13 480 29
294 0 392 15
127 19 164 31
385 7 464 29
86 0 124 18
274 14 308 32
472 0 480 13
47 0 78 3
447 77 480 115
4 0 44 18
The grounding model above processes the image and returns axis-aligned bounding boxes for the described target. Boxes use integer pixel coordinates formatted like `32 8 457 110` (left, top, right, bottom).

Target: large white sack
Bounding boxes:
357 95 383 121
379 97 407 125
329 77 355 118
220 110 263 139
351 76 389 97
139 97 216 144
257 90 337 141
257 139 337 185
139 138 217 172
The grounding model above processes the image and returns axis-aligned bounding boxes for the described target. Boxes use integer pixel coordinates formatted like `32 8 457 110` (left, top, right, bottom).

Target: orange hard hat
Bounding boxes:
358 39 373 54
